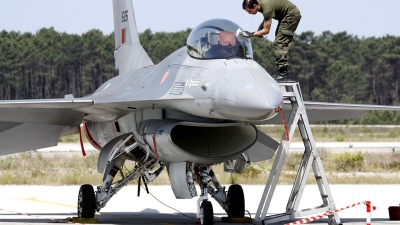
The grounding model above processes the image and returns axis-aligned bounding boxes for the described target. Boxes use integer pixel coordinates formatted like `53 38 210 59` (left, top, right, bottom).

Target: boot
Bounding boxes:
275 67 290 81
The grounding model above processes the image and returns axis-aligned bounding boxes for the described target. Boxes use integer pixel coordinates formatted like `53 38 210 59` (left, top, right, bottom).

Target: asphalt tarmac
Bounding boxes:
0 185 399 225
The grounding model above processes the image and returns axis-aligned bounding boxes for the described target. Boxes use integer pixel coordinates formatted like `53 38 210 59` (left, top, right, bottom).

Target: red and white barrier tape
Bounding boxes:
0 207 83 224
285 201 376 225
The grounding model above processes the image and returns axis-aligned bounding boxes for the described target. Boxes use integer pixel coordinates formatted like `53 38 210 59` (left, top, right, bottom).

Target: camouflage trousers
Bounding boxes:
274 12 301 70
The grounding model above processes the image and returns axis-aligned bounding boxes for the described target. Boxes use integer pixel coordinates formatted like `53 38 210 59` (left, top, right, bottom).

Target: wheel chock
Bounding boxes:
221 217 252 223
69 217 99 223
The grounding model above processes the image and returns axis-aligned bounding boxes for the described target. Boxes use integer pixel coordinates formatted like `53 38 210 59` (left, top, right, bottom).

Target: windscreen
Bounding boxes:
187 19 253 60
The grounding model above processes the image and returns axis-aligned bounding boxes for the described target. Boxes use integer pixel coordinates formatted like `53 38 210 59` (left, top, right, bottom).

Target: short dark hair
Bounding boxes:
242 0 258 10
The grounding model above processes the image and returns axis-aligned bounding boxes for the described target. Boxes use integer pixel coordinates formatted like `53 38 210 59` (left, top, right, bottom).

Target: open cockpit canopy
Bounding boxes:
187 19 253 60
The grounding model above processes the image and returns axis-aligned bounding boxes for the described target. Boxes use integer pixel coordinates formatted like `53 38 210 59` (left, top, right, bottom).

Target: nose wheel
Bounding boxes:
201 200 214 225
78 184 96 218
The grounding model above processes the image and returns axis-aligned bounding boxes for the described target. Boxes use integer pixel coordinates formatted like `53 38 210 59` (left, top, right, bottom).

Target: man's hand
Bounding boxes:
239 31 253 38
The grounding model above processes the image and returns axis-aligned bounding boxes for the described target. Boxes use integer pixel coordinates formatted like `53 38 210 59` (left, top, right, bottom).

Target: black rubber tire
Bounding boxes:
226 184 245 218
78 184 96 218
201 201 214 225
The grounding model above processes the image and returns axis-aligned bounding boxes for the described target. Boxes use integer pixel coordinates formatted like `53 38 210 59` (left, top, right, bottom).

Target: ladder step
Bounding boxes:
315 176 322 179
321 195 328 198
283 93 296 97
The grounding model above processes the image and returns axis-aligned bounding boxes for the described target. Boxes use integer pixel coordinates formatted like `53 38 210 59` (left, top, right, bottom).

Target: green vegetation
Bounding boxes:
1 150 400 185
333 152 364 172
0 152 101 185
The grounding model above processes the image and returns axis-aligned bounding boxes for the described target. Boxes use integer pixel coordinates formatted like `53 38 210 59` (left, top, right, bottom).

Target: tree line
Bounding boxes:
0 28 399 123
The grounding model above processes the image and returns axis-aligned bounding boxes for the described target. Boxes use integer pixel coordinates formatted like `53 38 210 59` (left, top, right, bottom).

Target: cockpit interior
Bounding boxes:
187 19 253 60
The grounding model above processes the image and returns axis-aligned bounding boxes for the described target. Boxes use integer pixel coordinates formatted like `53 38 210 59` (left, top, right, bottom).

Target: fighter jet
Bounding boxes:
1 1 400 224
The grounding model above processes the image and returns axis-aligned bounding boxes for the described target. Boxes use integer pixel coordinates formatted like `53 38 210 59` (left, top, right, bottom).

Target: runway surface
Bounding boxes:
0 185 398 224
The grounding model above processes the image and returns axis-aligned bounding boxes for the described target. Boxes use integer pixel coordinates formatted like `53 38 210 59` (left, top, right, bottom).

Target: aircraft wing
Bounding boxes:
0 99 93 126
0 99 93 155
256 101 400 124
0 97 197 155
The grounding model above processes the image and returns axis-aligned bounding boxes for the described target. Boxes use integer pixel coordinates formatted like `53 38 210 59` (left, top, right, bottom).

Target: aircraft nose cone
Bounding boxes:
212 69 283 121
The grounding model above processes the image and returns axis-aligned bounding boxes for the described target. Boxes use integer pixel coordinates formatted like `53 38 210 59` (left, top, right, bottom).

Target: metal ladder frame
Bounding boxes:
253 82 341 225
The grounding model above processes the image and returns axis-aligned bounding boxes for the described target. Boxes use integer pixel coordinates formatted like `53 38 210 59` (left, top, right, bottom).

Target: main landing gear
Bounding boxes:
77 136 165 219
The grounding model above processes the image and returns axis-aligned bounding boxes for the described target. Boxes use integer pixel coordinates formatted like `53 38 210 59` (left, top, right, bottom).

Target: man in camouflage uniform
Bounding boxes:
241 0 301 80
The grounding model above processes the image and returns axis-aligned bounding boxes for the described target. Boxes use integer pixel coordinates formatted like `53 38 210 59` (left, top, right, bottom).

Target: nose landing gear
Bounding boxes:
196 166 215 225
194 164 247 225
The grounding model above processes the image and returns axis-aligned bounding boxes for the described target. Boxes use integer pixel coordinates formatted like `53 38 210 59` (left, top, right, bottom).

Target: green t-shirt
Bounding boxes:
258 0 300 21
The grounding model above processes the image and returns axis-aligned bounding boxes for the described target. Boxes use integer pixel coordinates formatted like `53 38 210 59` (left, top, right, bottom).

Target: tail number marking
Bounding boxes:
122 10 128 23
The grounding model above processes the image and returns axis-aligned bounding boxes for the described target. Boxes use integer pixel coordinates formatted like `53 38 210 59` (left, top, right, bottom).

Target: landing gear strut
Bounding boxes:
196 165 214 225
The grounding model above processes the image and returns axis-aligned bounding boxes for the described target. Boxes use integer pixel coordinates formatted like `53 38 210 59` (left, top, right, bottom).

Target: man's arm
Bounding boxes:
252 19 272 37
258 21 264 31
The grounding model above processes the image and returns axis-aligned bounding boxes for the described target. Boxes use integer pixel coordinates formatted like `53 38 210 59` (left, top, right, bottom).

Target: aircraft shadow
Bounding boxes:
98 209 201 224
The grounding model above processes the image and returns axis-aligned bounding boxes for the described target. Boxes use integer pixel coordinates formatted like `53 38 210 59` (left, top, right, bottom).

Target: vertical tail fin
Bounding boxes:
113 0 154 74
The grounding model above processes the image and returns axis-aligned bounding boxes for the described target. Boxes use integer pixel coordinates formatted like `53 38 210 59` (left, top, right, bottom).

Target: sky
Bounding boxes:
1 0 400 42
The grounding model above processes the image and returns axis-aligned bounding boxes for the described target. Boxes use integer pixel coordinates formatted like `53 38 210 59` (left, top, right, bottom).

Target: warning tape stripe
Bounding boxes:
285 201 377 225
0 207 83 224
